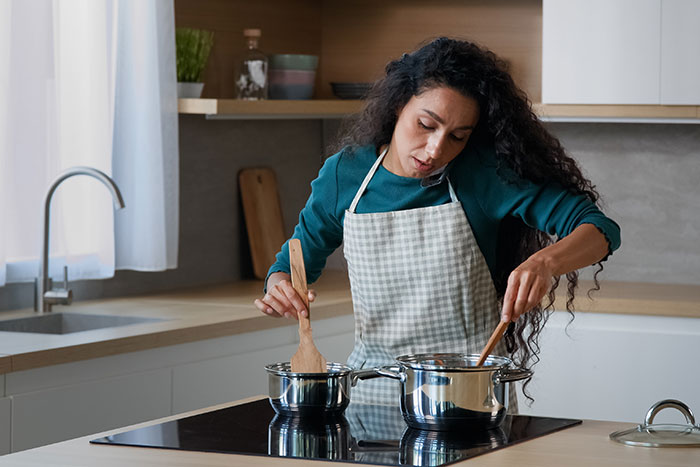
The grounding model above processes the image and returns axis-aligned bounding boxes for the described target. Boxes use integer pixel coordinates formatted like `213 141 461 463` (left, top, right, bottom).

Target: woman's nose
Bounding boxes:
426 134 446 159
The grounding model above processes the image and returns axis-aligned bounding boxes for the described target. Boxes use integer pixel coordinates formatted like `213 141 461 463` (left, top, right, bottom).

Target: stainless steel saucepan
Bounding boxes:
371 353 532 431
265 361 382 416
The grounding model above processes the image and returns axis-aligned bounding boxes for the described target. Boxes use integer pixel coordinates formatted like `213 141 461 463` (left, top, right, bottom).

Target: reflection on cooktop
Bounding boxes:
91 399 581 466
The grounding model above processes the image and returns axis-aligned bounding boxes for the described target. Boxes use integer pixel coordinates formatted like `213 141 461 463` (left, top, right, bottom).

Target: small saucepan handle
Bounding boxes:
351 365 406 386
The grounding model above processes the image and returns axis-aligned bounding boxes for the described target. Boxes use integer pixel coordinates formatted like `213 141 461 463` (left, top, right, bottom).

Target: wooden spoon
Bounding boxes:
289 238 328 373
476 320 510 367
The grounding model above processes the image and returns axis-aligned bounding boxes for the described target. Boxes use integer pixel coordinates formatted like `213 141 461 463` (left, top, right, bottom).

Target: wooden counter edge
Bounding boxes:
554 280 700 319
0 355 11 373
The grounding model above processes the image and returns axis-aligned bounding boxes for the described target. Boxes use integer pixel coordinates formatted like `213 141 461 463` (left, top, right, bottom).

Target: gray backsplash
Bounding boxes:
1 118 698 312
546 123 700 285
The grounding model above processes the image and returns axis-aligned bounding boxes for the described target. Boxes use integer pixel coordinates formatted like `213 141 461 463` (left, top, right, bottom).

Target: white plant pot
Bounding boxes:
177 82 204 98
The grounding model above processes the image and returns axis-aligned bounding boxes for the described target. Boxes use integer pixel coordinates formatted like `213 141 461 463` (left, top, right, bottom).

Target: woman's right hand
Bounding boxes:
254 271 316 319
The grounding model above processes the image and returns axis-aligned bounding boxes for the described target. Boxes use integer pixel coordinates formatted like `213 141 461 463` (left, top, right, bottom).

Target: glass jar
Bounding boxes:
235 28 268 100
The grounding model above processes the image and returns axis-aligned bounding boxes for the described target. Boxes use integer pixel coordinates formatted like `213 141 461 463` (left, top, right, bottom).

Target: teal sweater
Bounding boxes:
267 144 621 287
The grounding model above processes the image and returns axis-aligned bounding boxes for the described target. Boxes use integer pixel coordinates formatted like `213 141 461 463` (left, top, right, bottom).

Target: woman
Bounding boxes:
254 38 620 407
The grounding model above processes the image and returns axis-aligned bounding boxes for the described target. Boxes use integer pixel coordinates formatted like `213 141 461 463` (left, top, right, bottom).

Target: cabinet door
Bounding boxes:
660 0 700 104
542 0 661 104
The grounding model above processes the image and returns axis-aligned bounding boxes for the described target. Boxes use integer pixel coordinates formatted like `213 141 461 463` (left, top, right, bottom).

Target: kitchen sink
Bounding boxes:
0 313 164 335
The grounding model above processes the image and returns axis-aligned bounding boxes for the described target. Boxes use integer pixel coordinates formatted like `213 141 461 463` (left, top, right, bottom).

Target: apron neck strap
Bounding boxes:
348 146 458 213
349 146 389 213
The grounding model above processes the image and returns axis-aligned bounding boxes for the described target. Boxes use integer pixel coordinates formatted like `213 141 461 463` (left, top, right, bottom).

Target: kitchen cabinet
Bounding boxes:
543 0 700 105
517 311 700 424
542 0 660 104
0 396 10 455
660 0 700 104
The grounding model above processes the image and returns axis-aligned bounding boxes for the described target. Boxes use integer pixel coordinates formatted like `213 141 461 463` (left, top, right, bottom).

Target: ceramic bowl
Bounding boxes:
269 69 316 99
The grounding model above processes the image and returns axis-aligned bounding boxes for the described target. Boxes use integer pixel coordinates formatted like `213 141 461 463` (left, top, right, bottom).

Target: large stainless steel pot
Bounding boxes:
265 362 379 416
371 353 532 431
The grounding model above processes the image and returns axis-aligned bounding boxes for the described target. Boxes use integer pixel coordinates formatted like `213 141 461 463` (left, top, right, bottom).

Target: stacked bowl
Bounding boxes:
268 54 319 100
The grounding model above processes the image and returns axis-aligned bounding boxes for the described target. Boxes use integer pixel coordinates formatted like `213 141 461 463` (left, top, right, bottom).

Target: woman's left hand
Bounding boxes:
501 256 553 322
500 223 611 322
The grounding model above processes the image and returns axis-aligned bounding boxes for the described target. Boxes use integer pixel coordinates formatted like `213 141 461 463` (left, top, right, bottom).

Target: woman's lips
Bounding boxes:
412 157 433 173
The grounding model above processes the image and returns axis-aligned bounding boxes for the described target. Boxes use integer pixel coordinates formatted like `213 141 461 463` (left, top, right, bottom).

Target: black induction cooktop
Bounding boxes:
91 399 581 466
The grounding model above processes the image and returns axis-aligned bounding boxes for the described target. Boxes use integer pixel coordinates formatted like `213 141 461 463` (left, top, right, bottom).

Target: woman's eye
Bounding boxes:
418 120 433 130
451 134 466 142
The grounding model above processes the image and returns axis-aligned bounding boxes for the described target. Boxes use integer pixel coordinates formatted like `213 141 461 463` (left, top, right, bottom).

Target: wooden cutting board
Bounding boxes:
239 168 287 280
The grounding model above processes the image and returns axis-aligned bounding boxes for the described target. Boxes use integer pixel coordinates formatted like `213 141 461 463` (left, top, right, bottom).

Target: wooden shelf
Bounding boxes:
178 98 363 119
534 103 700 123
179 99 700 122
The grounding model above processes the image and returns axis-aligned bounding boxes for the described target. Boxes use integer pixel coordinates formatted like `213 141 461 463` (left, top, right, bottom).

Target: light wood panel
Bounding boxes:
319 0 542 100
175 0 543 101
2 396 698 466
177 97 363 117
534 103 700 119
175 0 323 98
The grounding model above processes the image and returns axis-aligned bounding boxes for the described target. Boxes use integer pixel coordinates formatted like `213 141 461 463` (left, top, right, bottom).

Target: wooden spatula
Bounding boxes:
476 320 510 367
289 239 328 373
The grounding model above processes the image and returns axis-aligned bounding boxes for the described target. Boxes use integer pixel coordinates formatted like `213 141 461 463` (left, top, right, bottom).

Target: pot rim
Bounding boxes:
395 353 513 372
265 361 353 377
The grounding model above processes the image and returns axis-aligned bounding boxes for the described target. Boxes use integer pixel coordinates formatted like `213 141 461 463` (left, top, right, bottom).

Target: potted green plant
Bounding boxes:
176 27 214 98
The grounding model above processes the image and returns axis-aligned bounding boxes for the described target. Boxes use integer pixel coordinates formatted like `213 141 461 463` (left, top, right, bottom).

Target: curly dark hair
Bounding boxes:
334 37 605 402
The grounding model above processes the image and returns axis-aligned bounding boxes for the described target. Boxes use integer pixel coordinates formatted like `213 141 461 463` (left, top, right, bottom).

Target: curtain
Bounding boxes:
0 0 178 287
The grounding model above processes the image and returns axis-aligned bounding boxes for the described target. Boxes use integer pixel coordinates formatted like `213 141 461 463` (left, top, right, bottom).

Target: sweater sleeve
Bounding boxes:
475 153 621 257
264 153 344 291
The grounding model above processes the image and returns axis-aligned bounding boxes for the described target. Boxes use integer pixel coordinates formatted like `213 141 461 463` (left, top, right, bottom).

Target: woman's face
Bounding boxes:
384 86 480 178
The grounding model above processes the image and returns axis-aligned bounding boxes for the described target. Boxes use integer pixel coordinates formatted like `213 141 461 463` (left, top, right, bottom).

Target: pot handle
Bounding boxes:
493 367 533 384
351 366 406 386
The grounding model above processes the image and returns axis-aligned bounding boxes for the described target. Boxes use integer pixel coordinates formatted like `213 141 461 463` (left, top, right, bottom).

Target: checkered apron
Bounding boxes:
343 148 518 413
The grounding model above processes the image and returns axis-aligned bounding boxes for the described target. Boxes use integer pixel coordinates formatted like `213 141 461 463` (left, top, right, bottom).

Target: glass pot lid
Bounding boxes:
610 399 700 447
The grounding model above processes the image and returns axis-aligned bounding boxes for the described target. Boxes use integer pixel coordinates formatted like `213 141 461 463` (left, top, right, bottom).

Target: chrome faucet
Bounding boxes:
35 167 125 313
